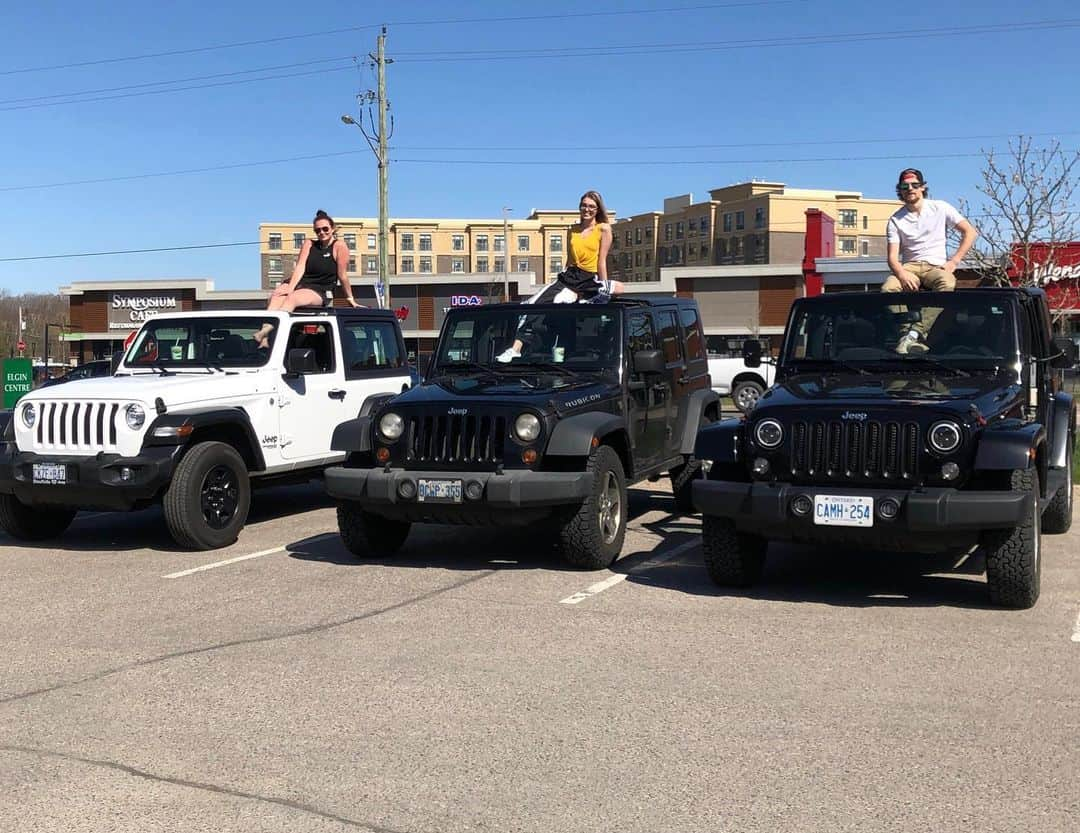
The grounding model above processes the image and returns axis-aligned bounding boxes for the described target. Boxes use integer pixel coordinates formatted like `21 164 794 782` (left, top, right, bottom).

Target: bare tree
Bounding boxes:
960 135 1080 329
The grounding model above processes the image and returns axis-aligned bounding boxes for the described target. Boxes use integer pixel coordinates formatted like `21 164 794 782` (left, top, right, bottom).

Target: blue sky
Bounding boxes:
1 0 1077 294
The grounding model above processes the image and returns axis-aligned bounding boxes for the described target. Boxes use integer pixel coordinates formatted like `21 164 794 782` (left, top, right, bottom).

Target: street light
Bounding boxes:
502 206 512 302
341 112 390 309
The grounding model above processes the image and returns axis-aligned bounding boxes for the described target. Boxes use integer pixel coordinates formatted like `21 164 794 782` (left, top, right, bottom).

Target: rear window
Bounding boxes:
679 306 704 361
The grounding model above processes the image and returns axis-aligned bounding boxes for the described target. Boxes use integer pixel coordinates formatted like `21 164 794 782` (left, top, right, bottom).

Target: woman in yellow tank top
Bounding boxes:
496 190 625 361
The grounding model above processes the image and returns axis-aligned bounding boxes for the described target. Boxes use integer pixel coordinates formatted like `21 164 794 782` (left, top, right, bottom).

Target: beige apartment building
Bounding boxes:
258 210 586 291
611 181 900 283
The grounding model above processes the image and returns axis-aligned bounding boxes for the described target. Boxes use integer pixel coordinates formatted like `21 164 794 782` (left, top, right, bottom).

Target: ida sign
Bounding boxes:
3 357 33 408
450 295 484 307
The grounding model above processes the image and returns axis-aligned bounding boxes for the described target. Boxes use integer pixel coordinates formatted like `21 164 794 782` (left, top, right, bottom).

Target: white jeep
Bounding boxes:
0 308 411 550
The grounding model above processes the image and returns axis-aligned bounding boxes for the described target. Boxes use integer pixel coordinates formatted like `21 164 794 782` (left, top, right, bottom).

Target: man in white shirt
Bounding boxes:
883 168 979 353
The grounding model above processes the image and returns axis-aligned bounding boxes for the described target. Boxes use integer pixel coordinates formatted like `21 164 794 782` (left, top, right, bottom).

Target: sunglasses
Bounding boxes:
314 225 333 233
897 182 923 192
579 204 597 211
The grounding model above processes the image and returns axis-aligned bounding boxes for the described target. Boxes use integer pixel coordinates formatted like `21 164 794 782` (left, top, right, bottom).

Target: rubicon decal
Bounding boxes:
564 393 602 409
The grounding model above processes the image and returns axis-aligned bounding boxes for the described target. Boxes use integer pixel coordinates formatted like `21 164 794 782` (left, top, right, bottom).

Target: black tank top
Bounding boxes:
297 239 338 292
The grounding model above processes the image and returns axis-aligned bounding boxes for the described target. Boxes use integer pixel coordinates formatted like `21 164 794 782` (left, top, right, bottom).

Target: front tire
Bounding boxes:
1042 432 1073 534
983 468 1041 609
0 494 76 541
558 445 627 569
337 502 410 558
163 442 250 550
702 515 767 587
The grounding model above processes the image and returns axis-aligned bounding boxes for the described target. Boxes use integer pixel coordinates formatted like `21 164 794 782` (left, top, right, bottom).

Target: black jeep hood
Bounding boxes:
760 372 1023 420
392 377 618 415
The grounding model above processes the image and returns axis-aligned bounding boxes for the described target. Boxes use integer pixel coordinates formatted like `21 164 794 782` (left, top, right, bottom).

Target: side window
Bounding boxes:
286 322 335 373
342 320 405 376
627 313 656 354
657 310 684 365
679 306 704 361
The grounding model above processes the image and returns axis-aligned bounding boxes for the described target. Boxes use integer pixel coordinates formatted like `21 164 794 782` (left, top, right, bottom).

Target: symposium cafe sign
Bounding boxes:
107 292 179 330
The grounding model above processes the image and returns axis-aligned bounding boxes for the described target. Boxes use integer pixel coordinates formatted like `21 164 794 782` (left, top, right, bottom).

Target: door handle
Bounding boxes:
328 389 347 400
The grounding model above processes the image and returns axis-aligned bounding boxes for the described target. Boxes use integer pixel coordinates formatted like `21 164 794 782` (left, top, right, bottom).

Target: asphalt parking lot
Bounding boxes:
1 481 1077 833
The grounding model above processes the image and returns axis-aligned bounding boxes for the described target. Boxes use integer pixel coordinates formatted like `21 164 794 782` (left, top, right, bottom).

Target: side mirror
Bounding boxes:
633 349 665 374
285 348 318 376
742 340 762 368
1050 336 1078 368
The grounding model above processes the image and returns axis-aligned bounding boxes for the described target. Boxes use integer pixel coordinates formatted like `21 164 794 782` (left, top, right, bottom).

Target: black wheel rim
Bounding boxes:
200 464 239 530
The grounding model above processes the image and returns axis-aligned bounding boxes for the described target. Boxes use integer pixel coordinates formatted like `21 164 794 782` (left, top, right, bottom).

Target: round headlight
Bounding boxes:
378 412 404 441
754 418 783 449
929 420 961 453
514 413 541 442
20 402 36 429
125 403 146 430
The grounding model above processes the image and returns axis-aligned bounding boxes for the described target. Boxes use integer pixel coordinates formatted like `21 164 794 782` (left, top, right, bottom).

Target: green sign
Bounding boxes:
3 358 33 408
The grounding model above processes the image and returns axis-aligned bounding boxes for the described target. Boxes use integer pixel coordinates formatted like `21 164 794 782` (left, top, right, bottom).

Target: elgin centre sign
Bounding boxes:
108 292 179 330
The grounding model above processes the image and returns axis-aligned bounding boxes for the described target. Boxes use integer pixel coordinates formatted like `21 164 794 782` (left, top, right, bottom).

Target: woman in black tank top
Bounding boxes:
255 209 361 346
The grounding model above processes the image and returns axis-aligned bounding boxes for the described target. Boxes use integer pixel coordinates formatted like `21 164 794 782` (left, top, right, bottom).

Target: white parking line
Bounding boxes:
559 539 700 605
163 534 336 579
1072 605 1080 643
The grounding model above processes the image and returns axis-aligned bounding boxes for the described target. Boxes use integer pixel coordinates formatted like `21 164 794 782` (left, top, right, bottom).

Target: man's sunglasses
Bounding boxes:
314 225 332 233
897 182 924 192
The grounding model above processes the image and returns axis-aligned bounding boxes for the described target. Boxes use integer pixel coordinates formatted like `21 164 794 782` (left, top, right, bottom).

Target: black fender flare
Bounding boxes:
973 420 1045 473
1048 391 1076 469
547 412 625 457
331 392 400 453
143 407 266 471
693 417 744 464
0 409 12 442
679 389 721 454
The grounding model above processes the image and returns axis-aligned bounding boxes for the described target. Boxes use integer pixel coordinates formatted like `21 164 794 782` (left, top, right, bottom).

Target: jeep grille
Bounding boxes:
405 414 507 466
32 400 122 454
790 419 920 482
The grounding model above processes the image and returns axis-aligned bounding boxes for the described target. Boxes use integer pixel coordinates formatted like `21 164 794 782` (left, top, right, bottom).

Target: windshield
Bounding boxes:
125 317 278 368
433 307 621 374
784 293 1017 370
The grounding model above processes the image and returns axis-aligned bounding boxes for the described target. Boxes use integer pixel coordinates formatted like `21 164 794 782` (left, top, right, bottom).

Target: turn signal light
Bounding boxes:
522 449 538 464
375 447 390 463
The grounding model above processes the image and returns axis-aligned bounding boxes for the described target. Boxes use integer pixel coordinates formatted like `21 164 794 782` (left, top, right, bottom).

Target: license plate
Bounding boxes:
32 463 68 485
813 494 873 527
417 479 463 503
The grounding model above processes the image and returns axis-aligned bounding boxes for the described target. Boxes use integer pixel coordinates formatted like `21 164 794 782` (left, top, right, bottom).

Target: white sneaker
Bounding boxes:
496 347 521 363
895 330 927 355
553 287 578 304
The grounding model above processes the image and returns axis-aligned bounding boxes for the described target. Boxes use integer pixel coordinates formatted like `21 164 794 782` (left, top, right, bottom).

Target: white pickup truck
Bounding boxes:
706 337 775 413
0 308 411 550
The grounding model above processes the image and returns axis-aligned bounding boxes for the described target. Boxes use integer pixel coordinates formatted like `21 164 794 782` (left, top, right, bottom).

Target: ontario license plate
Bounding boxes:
813 495 873 527
32 463 68 485
417 479 463 503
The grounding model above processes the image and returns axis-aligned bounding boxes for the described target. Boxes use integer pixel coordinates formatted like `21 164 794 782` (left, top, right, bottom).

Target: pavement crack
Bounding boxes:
0 743 406 832
0 570 494 706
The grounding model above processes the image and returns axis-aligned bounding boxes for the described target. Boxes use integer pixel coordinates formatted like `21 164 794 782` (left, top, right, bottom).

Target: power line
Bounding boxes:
392 18 1080 62
0 1 801 77
391 151 1004 165
0 241 260 264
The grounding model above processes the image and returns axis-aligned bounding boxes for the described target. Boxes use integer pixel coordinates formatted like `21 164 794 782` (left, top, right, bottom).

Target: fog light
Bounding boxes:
398 479 416 499
751 457 770 477
878 498 900 520
791 494 813 517
522 448 538 465
941 462 960 481
375 447 390 463
700 459 713 474
119 466 133 482
465 480 483 500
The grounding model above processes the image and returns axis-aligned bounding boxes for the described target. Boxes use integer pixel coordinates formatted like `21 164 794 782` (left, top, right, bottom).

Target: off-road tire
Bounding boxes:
732 380 765 414
558 445 627 569
163 441 251 550
670 414 715 514
337 502 410 558
0 494 76 541
702 514 767 587
983 468 1041 609
1042 432 1073 534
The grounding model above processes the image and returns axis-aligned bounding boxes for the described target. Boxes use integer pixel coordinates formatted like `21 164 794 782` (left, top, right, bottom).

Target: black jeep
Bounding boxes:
325 298 719 568
692 288 1077 608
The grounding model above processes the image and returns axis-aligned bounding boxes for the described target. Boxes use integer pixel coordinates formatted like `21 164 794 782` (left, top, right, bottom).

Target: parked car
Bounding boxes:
38 359 113 388
325 297 719 569
706 336 776 413
0 308 411 550
692 287 1076 608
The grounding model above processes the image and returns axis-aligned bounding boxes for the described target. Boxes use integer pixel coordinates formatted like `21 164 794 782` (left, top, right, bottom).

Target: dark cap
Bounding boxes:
897 167 925 185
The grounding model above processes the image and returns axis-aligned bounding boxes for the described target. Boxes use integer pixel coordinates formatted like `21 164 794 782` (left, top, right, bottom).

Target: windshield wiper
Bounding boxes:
432 361 512 378
512 360 586 377
896 355 970 377
791 359 871 376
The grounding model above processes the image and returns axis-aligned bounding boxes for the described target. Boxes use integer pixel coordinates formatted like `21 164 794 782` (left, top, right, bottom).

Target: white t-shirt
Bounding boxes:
886 199 965 266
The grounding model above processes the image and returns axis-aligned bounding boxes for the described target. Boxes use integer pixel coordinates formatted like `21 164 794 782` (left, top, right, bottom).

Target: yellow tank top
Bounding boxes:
569 224 603 273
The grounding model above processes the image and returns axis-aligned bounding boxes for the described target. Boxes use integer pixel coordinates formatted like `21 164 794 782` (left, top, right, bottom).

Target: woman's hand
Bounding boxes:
347 297 362 308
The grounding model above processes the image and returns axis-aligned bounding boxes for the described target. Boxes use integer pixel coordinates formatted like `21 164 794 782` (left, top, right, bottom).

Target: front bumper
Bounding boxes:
325 466 591 523
0 444 183 511
693 479 1031 536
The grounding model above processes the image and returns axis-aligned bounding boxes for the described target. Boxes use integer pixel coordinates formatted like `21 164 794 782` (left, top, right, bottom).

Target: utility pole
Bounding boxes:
502 207 512 302
342 26 393 309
